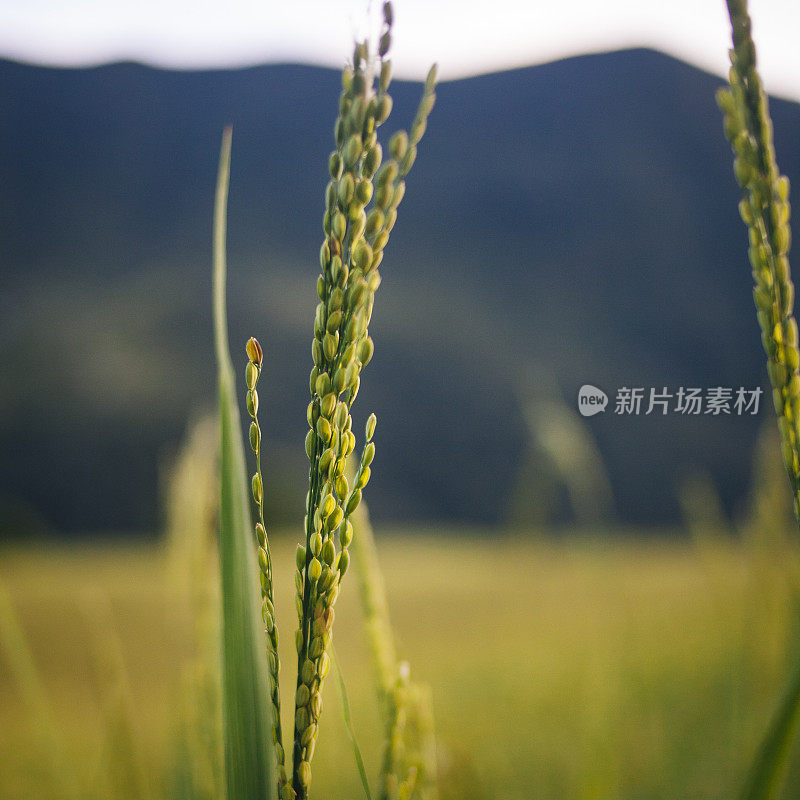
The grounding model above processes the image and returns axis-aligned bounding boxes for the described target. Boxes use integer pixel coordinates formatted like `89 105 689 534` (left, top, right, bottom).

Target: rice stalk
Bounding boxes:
720 2 800 795
245 337 288 791
718 0 800 524
288 4 436 796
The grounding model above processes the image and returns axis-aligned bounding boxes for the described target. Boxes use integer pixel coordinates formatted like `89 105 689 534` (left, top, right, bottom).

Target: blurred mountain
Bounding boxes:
1 48 798 535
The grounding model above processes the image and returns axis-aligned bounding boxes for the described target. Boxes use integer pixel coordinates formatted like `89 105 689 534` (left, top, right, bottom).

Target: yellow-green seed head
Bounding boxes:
366 209 384 238
309 557 322 582
296 684 310 707
376 94 392 124
326 310 342 333
316 417 332 444
323 332 338 361
302 723 318 747
320 493 335 518
249 421 260 452
329 151 342 180
338 548 350 576
400 145 417 174
322 539 336 566
376 183 392 209
357 466 371 489
328 287 344 311
315 371 332 397
298 761 311 787
302 658 316 684
349 209 367 240
339 520 353 548
364 143 382 177
356 179 373 205
318 653 332 682
777 175 791 202
296 544 307 571
246 389 258 417
252 474 263 504
310 531 323 556
345 490 362 516
319 448 334 475
353 240 373 271
338 173 355 207
245 361 259 391
320 392 336 419
392 180 406 208
256 522 267 547
331 256 344 284
332 368 346 394
246 336 263 366
365 412 377 441
296 706 309 734
305 429 316 462
390 130 408 160
331 211 346 242
309 636 324 659
358 337 374 365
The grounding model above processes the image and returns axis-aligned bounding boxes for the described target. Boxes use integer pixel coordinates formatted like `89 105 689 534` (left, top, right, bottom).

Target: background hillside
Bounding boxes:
2 48 799 535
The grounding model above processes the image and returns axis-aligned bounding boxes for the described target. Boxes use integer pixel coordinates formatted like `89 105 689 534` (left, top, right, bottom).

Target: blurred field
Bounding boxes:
3 530 800 799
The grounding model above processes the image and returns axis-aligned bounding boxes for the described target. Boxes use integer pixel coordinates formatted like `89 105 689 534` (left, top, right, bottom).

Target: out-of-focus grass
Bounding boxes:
2 531 800 800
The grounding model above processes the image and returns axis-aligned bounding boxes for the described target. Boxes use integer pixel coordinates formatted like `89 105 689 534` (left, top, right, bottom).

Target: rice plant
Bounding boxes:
718 0 800 525
214 4 438 798
718 2 800 796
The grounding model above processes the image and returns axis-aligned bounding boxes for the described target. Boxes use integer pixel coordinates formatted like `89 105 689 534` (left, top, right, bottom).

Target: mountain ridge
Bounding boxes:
1 47 798 533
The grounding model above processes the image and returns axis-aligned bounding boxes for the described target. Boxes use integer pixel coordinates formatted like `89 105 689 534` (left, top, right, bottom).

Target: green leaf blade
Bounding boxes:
213 125 277 800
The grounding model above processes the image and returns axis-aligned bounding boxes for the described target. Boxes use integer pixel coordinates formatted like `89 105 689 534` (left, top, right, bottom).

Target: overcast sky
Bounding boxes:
1 0 799 100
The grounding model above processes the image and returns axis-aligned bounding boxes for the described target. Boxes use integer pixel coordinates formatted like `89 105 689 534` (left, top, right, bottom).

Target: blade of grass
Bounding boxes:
213 125 276 800
331 645 373 800
740 656 800 800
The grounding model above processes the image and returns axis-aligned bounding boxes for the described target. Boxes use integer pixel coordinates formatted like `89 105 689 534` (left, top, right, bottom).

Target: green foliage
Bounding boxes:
213 125 277 800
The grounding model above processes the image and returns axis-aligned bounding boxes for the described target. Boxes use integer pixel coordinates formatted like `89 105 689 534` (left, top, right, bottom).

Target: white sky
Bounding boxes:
1 0 799 100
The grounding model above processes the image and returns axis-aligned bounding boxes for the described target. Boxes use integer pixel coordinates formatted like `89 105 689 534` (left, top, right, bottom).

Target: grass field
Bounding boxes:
3 530 800 799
